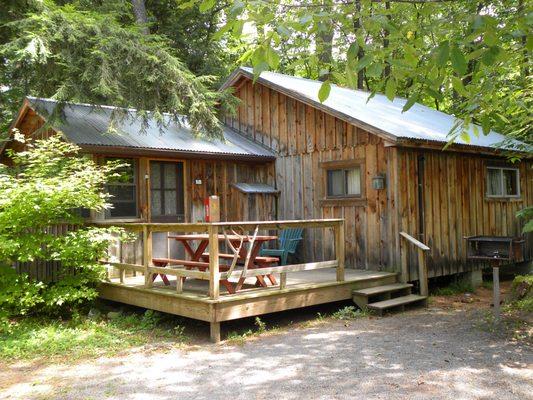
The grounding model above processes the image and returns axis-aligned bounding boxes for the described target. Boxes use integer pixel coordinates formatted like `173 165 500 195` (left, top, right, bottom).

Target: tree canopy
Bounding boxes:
0 0 237 139
194 0 532 145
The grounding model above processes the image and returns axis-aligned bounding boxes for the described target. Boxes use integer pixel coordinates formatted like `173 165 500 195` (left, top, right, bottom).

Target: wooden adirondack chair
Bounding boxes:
260 228 303 265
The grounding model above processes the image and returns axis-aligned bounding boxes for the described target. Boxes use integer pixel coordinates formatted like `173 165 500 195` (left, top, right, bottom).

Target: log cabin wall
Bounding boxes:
398 147 533 279
225 78 397 270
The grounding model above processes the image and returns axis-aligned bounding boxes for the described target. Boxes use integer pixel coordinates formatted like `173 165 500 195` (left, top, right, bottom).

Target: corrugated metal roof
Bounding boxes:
229 67 520 150
231 182 279 194
27 97 275 159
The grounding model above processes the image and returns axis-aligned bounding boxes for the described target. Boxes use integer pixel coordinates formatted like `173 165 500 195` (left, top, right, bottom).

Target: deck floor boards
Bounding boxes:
99 268 397 324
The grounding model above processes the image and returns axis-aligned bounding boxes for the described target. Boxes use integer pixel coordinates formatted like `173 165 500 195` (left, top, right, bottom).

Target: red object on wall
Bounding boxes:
204 197 210 222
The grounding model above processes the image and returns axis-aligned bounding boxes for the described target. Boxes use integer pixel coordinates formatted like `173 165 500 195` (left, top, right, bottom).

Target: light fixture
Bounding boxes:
372 174 386 190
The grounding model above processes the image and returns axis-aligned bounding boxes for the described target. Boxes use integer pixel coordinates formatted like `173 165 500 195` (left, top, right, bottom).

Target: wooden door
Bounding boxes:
149 161 185 222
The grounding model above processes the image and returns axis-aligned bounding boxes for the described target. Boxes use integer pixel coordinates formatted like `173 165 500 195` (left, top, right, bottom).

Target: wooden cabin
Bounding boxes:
2 70 532 282
220 67 532 281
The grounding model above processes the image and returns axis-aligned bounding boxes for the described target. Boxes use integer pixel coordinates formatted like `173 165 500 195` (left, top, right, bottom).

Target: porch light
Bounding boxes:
372 174 386 190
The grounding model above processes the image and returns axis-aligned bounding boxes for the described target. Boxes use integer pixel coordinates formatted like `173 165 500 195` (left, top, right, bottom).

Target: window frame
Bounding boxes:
149 160 185 223
485 165 521 199
105 158 139 219
320 159 366 204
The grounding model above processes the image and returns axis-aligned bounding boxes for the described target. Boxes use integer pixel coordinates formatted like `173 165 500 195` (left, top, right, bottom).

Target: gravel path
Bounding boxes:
1 308 531 400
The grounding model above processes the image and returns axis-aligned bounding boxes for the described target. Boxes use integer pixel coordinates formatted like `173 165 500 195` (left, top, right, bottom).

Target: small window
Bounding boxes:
106 158 138 218
486 166 520 198
327 167 361 197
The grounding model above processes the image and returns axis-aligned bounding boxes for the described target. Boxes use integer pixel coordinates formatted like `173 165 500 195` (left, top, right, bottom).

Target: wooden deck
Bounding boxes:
99 268 397 340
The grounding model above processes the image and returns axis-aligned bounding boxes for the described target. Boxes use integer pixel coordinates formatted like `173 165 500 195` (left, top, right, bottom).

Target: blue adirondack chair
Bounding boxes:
260 228 303 265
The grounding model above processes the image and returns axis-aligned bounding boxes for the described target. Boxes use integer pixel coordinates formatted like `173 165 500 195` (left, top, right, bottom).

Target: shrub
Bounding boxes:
0 135 129 326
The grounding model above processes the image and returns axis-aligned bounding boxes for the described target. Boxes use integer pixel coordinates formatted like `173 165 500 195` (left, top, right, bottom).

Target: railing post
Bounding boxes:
208 195 220 300
143 225 153 288
400 238 409 283
417 248 428 296
280 272 287 289
335 221 345 282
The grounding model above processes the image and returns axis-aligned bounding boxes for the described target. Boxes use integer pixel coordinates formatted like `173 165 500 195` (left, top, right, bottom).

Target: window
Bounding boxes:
150 161 185 222
486 166 520 198
105 158 138 218
327 167 361 197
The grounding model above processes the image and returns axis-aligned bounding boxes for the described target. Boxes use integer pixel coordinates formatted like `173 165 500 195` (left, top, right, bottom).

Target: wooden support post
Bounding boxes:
400 239 409 283
119 267 125 284
417 248 428 296
208 224 220 299
280 272 287 290
335 222 345 282
208 196 220 299
210 321 221 343
176 277 183 294
493 266 500 323
143 225 153 288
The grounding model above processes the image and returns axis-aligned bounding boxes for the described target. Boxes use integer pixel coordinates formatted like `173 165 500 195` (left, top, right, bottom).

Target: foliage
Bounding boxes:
432 280 474 296
0 135 129 322
0 311 188 362
507 274 533 313
332 305 369 320
191 0 532 145
0 0 236 139
517 206 533 233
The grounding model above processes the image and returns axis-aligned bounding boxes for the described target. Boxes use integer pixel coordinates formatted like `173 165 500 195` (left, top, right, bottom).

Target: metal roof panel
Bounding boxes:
27 97 275 159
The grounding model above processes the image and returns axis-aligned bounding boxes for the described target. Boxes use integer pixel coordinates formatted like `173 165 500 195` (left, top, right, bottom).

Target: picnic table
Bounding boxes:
152 233 279 294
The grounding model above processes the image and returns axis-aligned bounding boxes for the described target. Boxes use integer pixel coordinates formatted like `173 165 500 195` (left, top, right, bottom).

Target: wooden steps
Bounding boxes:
352 281 426 315
353 283 413 297
367 294 427 315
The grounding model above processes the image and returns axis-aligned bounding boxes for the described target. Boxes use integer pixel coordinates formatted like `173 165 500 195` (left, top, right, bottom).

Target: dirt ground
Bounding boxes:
1 282 531 400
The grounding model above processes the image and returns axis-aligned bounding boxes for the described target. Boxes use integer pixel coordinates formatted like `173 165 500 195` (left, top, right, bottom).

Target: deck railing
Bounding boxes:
399 231 430 296
96 218 345 300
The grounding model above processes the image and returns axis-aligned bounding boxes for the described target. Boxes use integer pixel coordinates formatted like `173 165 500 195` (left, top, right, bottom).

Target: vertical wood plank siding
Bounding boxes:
226 79 397 270
397 148 532 279
226 78 532 277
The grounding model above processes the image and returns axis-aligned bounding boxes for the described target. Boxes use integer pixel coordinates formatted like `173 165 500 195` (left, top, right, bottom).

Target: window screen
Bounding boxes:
327 167 361 197
486 167 519 197
106 158 138 218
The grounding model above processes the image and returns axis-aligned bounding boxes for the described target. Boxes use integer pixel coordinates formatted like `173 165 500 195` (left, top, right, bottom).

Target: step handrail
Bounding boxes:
399 232 430 296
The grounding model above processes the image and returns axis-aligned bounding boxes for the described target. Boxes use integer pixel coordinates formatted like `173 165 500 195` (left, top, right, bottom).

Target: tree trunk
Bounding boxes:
316 1 334 81
353 0 365 89
131 0 149 35
383 1 391 78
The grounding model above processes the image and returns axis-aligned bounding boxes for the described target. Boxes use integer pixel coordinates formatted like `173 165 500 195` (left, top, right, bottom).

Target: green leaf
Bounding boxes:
252 62 269 81
460 130 471 143
450 46 468 75
436 41 449 67
385 78 396 101
347 42 359 63
481 46 500 66
481 114 491 135
366 63 382 78
402 93 418 112
178 0 196 9
356 55 372 72
199 0 216 13
318 80 331 103
266 47 280 69
451 76 468 97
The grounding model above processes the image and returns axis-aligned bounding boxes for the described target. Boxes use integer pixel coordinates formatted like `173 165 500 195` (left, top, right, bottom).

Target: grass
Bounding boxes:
226 317 279 345
0 309 188 363
332 305 371 320
432 281 474 296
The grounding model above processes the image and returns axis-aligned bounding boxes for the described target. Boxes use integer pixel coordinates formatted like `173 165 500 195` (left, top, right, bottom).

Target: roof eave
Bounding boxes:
77 143 276 162
395 137 532 158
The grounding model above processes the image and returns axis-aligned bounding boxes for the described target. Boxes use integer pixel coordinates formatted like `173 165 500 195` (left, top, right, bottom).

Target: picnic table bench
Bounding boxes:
151 233 280 294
